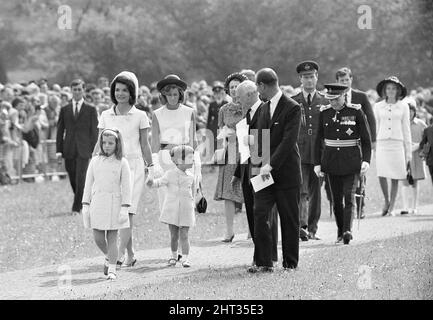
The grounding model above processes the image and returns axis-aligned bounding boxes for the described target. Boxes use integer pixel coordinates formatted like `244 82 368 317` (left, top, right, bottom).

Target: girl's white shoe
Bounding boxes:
107 272 117 280
182 260 191 268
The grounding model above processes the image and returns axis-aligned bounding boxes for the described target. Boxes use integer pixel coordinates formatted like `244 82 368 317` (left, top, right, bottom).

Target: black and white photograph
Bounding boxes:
0 0 432 306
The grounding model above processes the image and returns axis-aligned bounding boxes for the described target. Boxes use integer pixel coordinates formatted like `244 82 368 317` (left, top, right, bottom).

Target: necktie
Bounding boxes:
246 109 252 125
265 101 271 127
74 101 79 119
307 93 312 106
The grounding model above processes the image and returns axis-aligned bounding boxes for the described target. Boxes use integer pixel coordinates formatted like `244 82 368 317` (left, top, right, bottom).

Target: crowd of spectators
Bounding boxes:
1 74 432 183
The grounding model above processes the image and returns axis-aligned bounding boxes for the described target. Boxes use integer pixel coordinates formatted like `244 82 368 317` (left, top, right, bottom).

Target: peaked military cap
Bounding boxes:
296 61 319 74
324 83 349 100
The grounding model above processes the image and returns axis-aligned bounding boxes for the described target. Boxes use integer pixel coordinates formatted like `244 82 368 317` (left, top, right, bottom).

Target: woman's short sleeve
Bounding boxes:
98 111 106 129
139 111 150 129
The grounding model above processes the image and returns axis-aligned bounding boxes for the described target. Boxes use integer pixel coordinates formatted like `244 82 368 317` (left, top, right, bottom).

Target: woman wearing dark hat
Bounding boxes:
206 81 228 157
214 72 247 242
150 75 202 263
374 76 412 216
97 71 154 268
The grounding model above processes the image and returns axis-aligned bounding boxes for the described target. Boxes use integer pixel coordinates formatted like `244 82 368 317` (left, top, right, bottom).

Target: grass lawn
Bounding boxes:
96 231 433 300
1 161 432 273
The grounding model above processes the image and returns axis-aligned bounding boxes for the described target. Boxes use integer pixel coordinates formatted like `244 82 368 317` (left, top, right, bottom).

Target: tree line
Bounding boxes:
1 0 432 90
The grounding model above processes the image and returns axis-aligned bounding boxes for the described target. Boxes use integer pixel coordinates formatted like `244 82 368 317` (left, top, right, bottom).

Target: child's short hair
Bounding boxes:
170 145 194 164
98 128 124 160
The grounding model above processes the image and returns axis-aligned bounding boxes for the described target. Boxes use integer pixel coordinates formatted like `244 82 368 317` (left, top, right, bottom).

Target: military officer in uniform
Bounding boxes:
313 84 372 244
291 61 327 241
335 67 377 219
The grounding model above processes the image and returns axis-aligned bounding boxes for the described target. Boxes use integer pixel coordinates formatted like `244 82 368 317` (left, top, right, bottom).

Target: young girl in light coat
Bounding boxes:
148 145 196 267
82 128 132 280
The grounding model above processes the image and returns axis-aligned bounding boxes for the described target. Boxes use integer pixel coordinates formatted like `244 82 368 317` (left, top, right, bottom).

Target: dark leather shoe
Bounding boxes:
400 210 409 215
261 266 274 273
247 265 260 273
300 228 309 241
283 266 297 271
222 234 235 243
343 231 353 245
382 203 390 216
247 265 273 273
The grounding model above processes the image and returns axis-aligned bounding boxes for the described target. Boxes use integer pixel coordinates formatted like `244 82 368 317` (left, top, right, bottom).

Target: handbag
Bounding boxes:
406 162 414 185
22 127 40 149
195 182 207 214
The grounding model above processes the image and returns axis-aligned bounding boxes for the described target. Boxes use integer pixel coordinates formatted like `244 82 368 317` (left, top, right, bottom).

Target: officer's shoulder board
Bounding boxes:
291 92 302 99
320 104 332 112
347 103 362 110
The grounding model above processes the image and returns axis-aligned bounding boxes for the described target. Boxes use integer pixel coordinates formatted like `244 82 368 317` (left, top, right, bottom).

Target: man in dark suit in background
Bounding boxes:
336 67 376 219
56 79 99 215
291 61 327 241
232 80 279 265
206 81 227 157
248 68 302 272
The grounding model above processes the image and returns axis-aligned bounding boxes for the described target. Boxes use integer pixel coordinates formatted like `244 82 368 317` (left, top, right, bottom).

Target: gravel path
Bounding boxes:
1 205 433 300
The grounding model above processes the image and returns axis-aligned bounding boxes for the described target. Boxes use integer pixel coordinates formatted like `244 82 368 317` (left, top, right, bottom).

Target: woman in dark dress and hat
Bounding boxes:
206 81 228 159
213 72 247 242
373 76 412 216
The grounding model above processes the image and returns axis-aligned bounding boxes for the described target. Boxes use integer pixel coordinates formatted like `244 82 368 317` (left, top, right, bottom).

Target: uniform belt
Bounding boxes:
324 139 359 147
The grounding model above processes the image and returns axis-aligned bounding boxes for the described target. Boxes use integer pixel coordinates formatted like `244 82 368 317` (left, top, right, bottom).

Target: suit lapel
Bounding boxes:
67 103 75 122
250 103 262 129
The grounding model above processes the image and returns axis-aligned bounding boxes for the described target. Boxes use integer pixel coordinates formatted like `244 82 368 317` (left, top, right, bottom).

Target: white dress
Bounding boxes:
153 105 200 212
82 155 132 230
374 100 412 179
152 167 195 227
98 106 150 214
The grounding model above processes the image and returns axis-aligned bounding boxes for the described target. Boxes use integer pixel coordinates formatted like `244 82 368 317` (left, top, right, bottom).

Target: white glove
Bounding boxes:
146 166 155 186
314 165 323 178
259 164 272 177
119 207 130 225
152 153 164 178
243 135 254 146
360 161 370 175
82 205 91 229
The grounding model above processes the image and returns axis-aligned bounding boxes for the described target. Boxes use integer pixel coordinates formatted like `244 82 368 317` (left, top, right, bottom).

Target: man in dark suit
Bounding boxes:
206 81 227 157
291 61 327 241
231 80 278 265
335 67 376 219
248 68 302 272
56 79 99 215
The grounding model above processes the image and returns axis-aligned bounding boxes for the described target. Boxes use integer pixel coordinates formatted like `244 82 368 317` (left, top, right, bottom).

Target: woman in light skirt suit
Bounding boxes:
97 71 153 267
374 76 412 216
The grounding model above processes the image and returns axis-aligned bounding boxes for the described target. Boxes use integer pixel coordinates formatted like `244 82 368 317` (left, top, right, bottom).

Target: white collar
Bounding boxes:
73 98 84 105
302 89 316 101
269 89 283 107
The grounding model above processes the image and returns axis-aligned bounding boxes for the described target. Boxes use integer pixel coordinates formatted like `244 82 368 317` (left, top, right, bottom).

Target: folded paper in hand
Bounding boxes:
250 173 274 192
